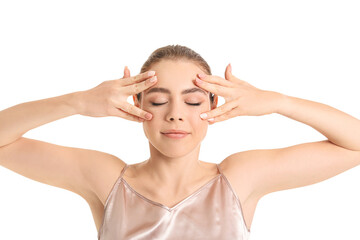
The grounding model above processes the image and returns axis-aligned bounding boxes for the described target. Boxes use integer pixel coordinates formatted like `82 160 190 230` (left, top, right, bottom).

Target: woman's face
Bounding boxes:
134 60 217 158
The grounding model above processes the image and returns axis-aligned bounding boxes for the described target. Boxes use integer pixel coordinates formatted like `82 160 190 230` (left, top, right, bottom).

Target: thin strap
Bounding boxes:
216 163 222 174
119 164 129 178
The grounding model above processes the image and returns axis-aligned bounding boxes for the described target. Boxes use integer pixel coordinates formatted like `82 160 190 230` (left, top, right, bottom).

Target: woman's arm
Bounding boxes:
237 94 360 197
0 70 156 203
195 68 360 200
0 67 157 148
276 95 360 151
0 92 81 147
0 91 102 201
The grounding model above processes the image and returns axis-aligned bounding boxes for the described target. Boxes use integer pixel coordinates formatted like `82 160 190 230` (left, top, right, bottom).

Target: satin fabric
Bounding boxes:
98 163 250 240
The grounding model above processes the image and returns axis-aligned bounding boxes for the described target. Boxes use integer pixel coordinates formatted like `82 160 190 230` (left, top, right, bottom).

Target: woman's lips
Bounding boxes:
161 132 189 139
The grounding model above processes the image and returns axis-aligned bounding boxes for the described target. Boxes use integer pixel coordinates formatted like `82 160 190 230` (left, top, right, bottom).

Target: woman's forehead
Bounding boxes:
150 60 205 77
144 60 209 95
150 71 204 91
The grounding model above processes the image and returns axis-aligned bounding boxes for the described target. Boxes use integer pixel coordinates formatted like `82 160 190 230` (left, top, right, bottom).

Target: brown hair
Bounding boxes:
136 44 215 103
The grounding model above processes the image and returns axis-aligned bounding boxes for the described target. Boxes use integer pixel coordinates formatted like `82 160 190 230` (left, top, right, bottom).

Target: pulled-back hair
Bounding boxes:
136 44 215 103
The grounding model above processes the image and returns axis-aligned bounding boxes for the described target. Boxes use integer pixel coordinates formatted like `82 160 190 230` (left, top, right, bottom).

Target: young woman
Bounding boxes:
1 45 359 240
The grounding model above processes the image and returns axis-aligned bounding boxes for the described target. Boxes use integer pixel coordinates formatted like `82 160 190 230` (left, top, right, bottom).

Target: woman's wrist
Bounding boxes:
273 92 290 115
65 91 84 115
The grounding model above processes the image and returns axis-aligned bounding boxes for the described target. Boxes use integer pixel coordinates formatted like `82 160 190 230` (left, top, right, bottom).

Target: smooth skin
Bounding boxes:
1 61 360 233
129 60 219 196
194 63 360 199
0 69 159 230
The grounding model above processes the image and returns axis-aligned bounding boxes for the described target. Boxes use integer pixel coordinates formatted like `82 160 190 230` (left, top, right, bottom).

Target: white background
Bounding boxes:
1 0 360 239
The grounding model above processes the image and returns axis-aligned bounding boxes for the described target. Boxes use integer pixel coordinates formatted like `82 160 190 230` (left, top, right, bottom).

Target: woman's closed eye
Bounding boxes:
151 102 202 106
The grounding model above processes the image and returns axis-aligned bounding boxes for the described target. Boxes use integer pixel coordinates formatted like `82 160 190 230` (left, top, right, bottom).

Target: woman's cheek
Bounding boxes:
195 112 208 125
198 104 210 123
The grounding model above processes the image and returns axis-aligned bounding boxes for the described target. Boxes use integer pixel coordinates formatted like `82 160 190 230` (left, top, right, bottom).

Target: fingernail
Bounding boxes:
148 71 156 76
200 113 207 119
145 113 152 120
229 63 232 73
208 118 215 122
150 76 157 82
198 73 206 78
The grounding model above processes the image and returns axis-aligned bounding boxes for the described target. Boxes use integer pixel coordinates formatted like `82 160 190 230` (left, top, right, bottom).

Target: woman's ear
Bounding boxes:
133 95 140 108
211 95 218 110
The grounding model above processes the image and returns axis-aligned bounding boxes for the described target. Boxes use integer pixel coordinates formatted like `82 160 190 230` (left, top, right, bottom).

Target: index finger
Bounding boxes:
121 70 156 86
197 74 233 87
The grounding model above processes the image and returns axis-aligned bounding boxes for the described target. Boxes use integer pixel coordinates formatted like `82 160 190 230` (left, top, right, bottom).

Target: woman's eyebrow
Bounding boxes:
145 87 208 95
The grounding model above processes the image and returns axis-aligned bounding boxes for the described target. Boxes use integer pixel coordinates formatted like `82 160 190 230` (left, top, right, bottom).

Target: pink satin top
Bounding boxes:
98 163 251 240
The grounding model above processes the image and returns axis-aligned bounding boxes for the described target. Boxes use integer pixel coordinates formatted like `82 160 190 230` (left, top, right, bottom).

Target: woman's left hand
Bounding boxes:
194 64 284 124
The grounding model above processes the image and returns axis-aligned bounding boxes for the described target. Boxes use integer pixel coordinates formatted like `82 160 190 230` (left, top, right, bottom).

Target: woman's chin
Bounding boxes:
150 141 198 157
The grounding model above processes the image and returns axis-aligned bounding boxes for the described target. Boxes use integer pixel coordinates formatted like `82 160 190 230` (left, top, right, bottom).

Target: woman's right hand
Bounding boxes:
76 67 157 122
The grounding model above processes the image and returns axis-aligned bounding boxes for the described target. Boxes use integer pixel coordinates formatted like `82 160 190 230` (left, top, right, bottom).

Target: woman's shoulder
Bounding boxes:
84 152 127 206
218 151 260 200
